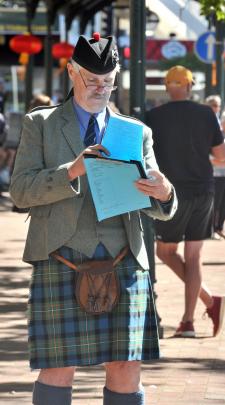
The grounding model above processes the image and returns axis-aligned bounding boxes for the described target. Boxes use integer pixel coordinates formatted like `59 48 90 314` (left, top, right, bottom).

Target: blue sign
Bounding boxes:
194 31 216 64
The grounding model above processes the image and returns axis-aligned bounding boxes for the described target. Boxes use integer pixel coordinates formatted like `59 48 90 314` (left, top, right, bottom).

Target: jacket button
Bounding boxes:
47 177 53 182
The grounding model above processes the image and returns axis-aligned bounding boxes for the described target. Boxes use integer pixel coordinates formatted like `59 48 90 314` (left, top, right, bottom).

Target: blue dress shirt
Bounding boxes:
72 98 108 144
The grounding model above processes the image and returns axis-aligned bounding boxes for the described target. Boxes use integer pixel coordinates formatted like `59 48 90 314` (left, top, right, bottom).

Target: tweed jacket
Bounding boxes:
10 98 177 269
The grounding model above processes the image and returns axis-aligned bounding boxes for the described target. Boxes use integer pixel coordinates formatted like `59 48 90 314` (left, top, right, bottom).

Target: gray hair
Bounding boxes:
205 95 221 106
70 59 81 72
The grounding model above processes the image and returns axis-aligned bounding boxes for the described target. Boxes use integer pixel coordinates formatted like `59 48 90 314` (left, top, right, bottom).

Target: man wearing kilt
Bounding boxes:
10 33 177 405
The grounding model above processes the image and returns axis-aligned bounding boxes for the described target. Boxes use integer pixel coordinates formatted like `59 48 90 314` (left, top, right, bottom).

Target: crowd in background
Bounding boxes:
0 86 54 198
205 95 225 239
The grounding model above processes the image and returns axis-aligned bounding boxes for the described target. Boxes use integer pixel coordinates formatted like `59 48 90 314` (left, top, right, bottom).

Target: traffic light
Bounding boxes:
101 6 113 36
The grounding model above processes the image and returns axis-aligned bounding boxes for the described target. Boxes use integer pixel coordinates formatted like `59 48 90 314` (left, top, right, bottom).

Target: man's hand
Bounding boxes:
67 144 110 181
135 169 172 202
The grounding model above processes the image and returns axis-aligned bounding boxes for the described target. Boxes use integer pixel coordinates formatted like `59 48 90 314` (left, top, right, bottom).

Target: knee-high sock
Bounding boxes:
32 381 72 405
103 386 145 405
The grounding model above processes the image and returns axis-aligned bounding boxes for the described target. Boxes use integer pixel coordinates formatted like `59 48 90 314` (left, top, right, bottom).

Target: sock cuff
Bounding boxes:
103 386 145 404
33 381 72 405
35 381 72 391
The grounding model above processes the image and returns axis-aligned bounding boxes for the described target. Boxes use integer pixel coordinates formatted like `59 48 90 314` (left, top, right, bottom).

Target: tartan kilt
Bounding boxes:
28 246 160 369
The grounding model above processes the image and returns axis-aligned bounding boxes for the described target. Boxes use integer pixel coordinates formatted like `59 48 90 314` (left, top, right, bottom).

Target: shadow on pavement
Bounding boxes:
145 356 225 372
0 340 28 361
0 265 30 367
0 382 33 393
0 266 30 293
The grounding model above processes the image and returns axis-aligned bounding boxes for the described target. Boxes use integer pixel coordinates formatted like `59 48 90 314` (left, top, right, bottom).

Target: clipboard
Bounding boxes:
83 154 151 221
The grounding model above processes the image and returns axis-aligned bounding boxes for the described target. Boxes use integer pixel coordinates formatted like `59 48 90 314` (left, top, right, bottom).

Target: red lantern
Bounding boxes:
52 42 74 59
9 34 43 65
123 47 130 59
10 34 42 54
52 42 74 68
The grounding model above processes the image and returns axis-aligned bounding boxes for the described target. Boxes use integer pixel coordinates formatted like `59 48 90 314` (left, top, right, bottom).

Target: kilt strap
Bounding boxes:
51 246 129 275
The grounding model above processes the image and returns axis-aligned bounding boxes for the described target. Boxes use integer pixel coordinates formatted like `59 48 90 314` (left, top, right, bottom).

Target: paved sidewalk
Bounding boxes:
0 193 225 404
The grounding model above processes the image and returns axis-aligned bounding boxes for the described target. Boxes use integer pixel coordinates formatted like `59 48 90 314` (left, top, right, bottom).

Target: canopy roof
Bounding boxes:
26 0 115 31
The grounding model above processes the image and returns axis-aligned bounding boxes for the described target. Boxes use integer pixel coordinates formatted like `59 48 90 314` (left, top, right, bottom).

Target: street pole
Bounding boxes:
216 20 225 110
25 18 33 112
25 55 34 112
62 46 69 101
205 65 212 97
205 16 214 98
45 12 53 98
129 0 163 337
129 0 145 121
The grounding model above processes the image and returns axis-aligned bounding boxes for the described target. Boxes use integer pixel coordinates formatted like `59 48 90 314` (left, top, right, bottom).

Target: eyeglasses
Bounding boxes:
78 69 117 92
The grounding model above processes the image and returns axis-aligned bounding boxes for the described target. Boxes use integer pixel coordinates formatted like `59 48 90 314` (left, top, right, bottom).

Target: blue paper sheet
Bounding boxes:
101 116 143 161
84 157 151 221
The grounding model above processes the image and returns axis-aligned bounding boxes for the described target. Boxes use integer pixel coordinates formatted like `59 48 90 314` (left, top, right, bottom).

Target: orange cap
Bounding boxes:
165 65 195 86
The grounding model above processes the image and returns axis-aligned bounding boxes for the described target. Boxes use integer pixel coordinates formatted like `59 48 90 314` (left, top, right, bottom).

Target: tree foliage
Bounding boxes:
198 0 225 20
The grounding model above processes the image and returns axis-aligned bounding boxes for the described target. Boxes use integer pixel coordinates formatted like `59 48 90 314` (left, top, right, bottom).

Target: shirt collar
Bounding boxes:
72 98 107 132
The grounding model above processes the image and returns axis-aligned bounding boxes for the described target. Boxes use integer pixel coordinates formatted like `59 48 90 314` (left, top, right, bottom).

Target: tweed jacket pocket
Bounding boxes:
30 205 51 218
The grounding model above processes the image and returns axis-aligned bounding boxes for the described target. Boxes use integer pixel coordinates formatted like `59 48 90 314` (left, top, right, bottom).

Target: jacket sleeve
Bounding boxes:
141 125 178 221
10 114 81 208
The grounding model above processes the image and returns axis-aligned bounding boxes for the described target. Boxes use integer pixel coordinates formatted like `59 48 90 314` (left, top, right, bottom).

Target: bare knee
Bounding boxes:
38 367 75 387
104 361 141 393
156 242 177 263
156 244 167 262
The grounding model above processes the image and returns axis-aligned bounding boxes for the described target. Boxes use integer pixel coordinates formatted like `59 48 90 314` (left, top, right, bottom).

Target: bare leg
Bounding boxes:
104 361 141 393
5 148 16 173
0 147 7 168
183 241 203 322
38 366 75 387
156 241 213 309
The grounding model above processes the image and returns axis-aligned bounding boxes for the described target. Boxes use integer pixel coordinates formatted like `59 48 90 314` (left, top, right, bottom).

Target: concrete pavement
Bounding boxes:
0 192 225 404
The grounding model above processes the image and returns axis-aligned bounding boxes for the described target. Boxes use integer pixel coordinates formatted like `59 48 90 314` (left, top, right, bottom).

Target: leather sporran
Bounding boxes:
75 259 120 315
51 247 128 315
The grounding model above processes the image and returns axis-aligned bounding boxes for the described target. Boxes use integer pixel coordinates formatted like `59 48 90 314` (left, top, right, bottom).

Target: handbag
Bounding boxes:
51 246 129 315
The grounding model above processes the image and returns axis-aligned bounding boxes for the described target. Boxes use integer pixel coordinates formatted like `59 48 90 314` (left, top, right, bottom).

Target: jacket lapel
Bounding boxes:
61 98 88 194
61 98 84 157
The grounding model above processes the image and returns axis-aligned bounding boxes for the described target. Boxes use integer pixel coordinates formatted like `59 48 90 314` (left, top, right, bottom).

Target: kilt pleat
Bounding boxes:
28 246 160 369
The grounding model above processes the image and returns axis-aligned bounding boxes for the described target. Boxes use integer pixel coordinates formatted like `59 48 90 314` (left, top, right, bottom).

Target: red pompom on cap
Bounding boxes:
93 32 101 41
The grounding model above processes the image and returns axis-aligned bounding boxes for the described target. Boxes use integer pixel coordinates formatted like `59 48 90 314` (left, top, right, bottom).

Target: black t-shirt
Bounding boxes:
146 100 223 197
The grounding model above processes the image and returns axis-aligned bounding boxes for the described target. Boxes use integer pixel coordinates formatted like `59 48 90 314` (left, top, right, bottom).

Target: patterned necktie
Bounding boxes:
84 115 97 147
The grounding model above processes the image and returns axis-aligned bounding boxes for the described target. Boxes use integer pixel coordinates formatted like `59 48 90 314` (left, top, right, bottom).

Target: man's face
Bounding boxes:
67 63 117 113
